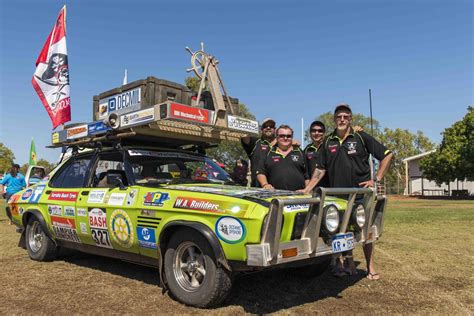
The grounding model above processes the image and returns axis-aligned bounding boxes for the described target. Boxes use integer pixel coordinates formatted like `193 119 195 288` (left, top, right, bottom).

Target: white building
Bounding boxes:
403 150 474 196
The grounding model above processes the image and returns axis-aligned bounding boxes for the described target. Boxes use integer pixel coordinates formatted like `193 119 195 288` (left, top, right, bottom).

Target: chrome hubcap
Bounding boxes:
173 242 206 292
28 222 43 253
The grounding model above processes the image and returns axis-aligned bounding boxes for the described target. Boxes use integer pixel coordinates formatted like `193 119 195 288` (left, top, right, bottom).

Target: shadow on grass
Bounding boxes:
60 250 364 313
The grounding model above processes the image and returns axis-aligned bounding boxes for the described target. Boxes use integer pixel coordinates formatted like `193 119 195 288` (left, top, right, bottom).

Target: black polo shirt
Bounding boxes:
303 142 329 187
241 137 272 186
319 129 391 188
256 146 308 191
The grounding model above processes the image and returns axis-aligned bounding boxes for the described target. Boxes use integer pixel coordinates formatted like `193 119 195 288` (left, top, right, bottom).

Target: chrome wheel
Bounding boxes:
173 241 207 292
28 221 44 253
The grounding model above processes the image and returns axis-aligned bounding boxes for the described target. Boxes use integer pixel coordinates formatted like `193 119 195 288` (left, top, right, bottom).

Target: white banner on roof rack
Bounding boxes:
120 108 154 128
227 115 259 134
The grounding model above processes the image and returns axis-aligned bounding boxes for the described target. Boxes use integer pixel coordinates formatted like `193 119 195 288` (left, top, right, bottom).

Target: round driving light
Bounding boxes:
324 205 340 233
354 204 366 228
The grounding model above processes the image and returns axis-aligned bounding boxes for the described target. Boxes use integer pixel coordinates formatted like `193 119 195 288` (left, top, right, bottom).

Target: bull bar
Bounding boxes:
246 187 387 267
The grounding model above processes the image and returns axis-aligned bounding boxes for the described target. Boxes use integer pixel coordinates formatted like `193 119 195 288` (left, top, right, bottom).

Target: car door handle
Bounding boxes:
81 191 89 196
45 190 51 195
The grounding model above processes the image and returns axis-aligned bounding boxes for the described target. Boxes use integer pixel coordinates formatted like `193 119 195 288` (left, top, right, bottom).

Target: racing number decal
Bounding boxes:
91 229 112 248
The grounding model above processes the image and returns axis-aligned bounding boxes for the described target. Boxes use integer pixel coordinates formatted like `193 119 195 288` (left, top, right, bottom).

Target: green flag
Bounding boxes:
29 139 37 165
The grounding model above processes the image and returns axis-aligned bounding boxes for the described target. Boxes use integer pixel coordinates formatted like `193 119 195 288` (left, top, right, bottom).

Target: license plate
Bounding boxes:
331 232 354 253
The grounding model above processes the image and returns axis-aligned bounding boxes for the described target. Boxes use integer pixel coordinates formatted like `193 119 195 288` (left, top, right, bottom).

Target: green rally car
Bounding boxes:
7 143 387 308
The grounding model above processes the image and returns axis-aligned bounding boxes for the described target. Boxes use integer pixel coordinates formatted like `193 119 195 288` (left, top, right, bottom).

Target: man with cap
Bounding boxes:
303 103 393 280
256 124 308 191
241 118 276 187
304 120 329 188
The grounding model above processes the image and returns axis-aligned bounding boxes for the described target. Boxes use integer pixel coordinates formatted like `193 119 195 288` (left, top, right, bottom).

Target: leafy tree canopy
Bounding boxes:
0 143 15 174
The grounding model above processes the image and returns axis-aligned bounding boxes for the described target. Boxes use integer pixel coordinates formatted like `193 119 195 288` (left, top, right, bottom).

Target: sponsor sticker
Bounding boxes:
174 197 224 213
80 222 88 234
126 189 138 206
120 108 154 128
284 204 310 212
52 132 60 144
48 205 63 216
21 189 34 200
48 191 78 202
89 208 112 248
170 103 210 123
215 216 246 244
110 209 134 248
227 115 259 134
108 192 126 206
66 125 88 140
29 185 46 203
99 87 141 117
77 208 88 217
51 216 81 243
18 207 24 215
64 206 75 217
88 189 107 203
88 121 110 135
137 227 157 249
143 192 170 207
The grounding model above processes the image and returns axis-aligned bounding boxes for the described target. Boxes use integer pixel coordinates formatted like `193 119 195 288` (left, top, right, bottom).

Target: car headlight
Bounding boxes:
324 205 340 233
352 204 366 228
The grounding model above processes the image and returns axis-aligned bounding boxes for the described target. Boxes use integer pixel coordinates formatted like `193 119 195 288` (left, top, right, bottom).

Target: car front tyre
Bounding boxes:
164 228 232 308
25 217 58 261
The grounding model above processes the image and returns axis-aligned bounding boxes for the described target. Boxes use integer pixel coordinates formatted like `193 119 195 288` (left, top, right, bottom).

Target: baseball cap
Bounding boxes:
334 103 352 114
260 118 276 129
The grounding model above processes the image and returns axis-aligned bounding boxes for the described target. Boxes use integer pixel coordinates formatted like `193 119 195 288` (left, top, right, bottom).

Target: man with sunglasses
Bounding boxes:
256 125 308 191
303 103 393 280
241 118 277 187
304 120 329 188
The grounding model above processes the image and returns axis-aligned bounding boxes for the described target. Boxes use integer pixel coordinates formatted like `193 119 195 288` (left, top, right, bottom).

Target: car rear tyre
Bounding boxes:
164 228 232 308
25 217 57 261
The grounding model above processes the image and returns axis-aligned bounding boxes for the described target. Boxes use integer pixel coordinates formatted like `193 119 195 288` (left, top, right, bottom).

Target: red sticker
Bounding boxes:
48 191 78 201
50 216 76 229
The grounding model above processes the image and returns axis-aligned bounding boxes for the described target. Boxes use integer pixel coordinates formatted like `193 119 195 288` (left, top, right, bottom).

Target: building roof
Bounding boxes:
403 150 436 163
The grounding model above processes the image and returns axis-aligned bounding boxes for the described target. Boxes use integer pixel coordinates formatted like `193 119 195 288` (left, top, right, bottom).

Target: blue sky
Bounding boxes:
0 0 472 165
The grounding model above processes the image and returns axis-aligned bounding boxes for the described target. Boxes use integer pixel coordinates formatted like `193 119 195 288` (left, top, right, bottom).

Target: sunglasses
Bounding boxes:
278 134 293 139
336 114 351 121
310 129 325 133
262 125 275 129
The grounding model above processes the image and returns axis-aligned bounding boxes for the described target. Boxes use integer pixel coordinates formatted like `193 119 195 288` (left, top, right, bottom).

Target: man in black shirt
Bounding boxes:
241 118 276 187
303 120 329 187
303 103 393 280
256 125 308 191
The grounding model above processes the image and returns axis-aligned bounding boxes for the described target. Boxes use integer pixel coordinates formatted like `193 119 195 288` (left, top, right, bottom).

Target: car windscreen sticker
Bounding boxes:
215 216 246 244
137 227 157 249
48 191 78 202
29 185 46 203
51 216 81 243
108 192 126 206
89 208 112 248
64 206 75 216
143 192 170 207
48 205 63 216
21 189 34 201
127 150 202 161
88 189 108 203
110 209 134 248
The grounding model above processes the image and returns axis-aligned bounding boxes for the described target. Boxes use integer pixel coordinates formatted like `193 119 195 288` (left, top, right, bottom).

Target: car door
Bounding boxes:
45 155 93 244
75 150 140 254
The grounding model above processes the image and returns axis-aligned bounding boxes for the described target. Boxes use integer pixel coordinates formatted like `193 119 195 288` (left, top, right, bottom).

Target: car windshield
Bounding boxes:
127 149 234 185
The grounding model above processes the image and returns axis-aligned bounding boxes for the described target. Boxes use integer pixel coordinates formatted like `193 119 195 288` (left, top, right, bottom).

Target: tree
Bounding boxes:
421 106 474 185
0 143 15 173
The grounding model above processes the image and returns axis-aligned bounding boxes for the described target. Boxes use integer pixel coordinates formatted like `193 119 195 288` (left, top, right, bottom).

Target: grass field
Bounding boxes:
0 197 472 314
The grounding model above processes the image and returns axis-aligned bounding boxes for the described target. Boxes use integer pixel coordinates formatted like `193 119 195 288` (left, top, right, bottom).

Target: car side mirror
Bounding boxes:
107 173 126 190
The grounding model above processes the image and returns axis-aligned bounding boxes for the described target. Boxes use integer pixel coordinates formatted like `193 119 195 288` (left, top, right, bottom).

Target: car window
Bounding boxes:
91 152 126 188
50 157 91 188
127 149 233 185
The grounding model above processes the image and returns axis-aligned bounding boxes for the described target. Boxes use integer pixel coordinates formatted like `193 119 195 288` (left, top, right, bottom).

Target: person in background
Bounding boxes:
0 164 26 222
304 120 329 188
303 103 393 280
256 125 308 191
241 118 276 187
230 159 249 186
